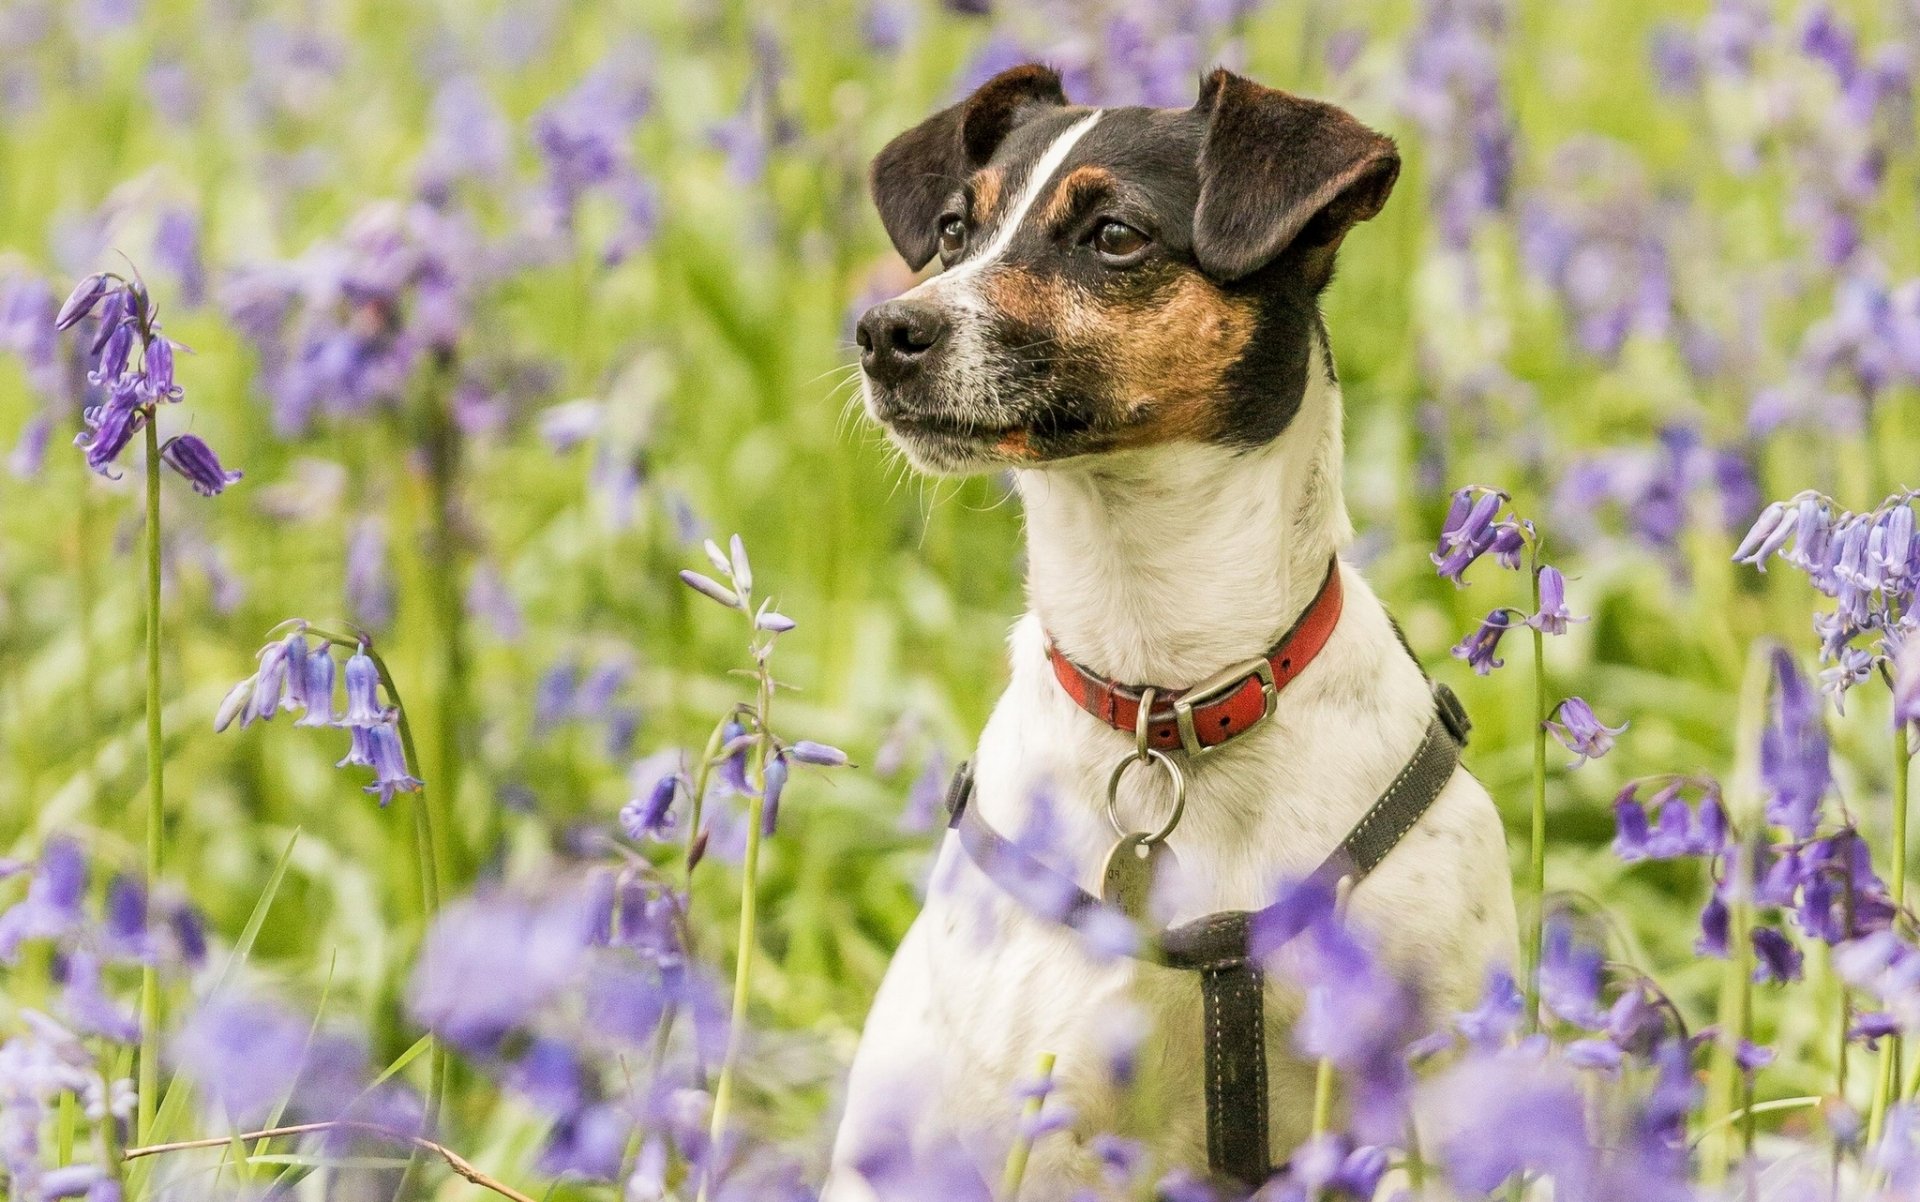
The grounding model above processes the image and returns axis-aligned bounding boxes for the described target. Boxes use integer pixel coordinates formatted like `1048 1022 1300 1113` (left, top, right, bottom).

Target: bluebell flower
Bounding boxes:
362 722 423 806
340 649 386 727
103 874 148 962
1539 919 1608 1029
1697 895 1730 958
538 1101 631 1182
74 385 143 477
409 889 598 1055
1527 566 1578 633
59 950 137 1043
789 739 848 767
1431 487 1509 582
1751 925 1804 983
680 569 742 610
246 636 291 725
0 837 89 961
760 752 789 836
346 516 395 630
292 647 336 727
1760 648 1831 838
54 273 113 330
1546 697 1626 766
621 760 682 842
336 725 376 770
158 434 240 496
1451 610 1512 674
174 994 413 1132
1424 1048 1596 1197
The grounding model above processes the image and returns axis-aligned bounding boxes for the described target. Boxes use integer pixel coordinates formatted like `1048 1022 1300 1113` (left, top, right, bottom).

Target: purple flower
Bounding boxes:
1751 925 1804 983
346 517 394 630
336 725 376 770
59 950 137 1043
760 752 789 836
1424 1049 1595 1196
1697 895 1730 958
1761 649 1831 838
292 648 337 727
74 385 143 477
1546 697 1627 766
1431 487 1509 582
409 889 598 1055
341 649 385 726
679 569 742 610
0 838 88 961
174 996 370 1128
1731 499 1795 568
1540 919 1608 1029
538 1102 631 1181
361 722 423 806
621 760 682 841
1527 565 1578 633
1896 637 1920 728
54 273 113 330
152 209 205 308
789 740 848 767
158 433 240 496
1451 610 1512 675
142 336 181 402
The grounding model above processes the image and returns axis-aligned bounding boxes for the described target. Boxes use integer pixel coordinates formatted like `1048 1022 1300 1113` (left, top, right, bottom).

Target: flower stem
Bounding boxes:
1524 567 1548 1033
1001 1051 1057 1202
302 626 446 1200
1890 725 1911 1101
697 672 773 1202
1700 643 1772 1185
684 717 734 890
137 416 164 1148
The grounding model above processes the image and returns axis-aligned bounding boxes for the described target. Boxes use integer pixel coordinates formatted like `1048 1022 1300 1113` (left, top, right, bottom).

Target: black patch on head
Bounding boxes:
869 64 1069 270
1193 69 1400 285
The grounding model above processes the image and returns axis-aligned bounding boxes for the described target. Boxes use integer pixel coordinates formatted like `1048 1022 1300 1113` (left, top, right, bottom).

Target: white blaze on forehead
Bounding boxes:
908 109 1104 295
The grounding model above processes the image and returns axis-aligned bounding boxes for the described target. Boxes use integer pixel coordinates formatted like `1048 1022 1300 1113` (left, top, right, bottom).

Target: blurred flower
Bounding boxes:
1761 648 1831 838
409 888 598 1055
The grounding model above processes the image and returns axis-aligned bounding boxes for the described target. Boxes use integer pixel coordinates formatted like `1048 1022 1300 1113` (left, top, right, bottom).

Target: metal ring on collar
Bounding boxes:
1106 748 1186 844
1134 686 1158 761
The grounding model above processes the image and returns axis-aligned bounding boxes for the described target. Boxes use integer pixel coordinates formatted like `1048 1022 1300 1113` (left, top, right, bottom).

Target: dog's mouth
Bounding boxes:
884 412 1019 444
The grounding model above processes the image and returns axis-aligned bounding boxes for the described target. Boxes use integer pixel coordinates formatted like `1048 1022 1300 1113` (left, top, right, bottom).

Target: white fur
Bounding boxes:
826 346 1518 1198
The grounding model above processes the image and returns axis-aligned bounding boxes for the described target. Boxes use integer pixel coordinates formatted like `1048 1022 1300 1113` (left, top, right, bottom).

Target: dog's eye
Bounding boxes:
1092 220 1150 264
937 215 967 262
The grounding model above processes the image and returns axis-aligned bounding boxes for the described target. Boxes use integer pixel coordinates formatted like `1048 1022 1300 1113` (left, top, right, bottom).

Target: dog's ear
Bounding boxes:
1191 69 1400 285
871 64 1070 270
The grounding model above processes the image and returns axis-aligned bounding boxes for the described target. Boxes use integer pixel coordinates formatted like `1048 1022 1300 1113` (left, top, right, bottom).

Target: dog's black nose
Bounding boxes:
857 300 947 385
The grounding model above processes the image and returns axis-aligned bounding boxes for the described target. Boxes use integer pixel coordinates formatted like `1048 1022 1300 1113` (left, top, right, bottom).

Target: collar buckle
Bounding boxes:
1171 655 1278 757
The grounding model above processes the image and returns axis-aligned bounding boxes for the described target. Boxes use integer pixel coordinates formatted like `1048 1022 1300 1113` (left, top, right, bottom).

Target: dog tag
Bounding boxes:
1100 833 1175 922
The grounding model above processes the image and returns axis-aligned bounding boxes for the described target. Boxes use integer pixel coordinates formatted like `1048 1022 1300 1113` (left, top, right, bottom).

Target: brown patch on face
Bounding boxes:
994 429 1038 460
1039 165 1116 229
979 267 1257 451
969 169 1003 225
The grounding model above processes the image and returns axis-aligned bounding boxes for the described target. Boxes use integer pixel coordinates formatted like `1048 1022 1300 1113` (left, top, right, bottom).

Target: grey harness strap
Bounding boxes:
943 681 1471 1188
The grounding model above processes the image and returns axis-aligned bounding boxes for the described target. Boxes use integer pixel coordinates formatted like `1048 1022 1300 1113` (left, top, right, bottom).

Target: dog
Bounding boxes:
825 65 1517 1198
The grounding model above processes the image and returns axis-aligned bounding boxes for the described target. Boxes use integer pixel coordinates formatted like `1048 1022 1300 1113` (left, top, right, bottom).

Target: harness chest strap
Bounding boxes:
941 682 1471 1188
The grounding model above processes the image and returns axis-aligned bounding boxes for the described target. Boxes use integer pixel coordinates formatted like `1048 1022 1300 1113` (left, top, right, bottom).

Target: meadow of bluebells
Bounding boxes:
7 0 1920 1199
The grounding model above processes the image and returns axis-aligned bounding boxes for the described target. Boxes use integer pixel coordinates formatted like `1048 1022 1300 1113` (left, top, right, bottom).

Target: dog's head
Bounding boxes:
856 65 1398 474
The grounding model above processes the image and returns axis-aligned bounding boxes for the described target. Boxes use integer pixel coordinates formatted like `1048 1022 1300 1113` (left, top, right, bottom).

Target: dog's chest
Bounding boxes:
907 617 1443 1160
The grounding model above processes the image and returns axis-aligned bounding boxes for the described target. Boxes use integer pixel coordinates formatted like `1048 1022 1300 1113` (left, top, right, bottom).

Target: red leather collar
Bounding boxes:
1046 560 1344 755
